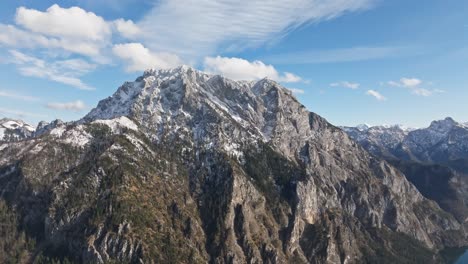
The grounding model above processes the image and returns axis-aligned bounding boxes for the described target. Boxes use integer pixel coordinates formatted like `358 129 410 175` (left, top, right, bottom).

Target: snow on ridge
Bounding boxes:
92 116 139 133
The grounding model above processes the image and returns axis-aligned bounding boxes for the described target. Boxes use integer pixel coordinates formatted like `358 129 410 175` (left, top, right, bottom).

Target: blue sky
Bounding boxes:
0 0 467 127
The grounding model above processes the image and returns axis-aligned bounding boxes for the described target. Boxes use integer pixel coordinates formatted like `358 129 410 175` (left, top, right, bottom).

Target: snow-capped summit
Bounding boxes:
356 124 370 131
0 118 35 142
427 117 458 133
84 65 312 157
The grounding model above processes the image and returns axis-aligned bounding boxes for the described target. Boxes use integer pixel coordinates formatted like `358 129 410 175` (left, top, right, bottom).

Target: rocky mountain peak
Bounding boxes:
0 117 35 142
84 67 306 147
428 117 458 132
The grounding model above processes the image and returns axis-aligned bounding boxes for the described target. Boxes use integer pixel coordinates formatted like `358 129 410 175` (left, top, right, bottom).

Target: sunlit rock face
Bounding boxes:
0 67 466 263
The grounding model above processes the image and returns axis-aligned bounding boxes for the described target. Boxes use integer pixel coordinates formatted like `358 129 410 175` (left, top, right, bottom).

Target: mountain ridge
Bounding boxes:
0 67 466 263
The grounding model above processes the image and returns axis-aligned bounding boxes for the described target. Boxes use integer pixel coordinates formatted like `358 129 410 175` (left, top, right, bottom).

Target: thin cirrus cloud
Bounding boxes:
203 56 302 83
8 50 96 90
46 100 87 112
263 46 421 65
0 90 40 102
288 88 305 94
330 81 360 89
366 90 387 101
0 107 47 118
388 77 444 97
137 0 377 57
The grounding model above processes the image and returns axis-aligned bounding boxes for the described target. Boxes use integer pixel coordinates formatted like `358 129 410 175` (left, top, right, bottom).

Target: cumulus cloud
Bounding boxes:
9 5 113 58
16 5 111 41
113 19 141 39
388 77 444 96
366 90 386 101
330 81 360 89
46 100 87 111
8 50 95 90
0 5 143 61
204 56 302 83
112 43 183 72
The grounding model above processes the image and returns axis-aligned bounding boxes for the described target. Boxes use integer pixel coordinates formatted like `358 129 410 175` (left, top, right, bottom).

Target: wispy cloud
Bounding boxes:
137 0 377 57
263 46 423 65
366 90 386 101
0 90 40 102
204 56 302 83
7 50 95 90
330 81 360 89
0 107 47 118
388 77 444 97
46 100 87 111
288 88 305 94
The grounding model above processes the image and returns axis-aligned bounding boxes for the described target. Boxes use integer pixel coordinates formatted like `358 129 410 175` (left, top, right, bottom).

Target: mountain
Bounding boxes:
341 124 412 160
0 66 466 263
0 118 35 142
342 117 468 163
342 118 468 223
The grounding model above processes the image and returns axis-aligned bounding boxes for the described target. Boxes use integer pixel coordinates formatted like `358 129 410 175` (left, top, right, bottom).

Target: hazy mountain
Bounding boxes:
0 66 466 263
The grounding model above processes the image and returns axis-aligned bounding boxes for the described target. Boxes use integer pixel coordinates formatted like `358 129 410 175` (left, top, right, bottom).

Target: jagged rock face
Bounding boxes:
1 67 467 263
0 118 35 142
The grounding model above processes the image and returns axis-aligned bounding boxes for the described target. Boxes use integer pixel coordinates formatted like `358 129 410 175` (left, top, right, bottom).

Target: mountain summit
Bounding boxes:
0 68 466 263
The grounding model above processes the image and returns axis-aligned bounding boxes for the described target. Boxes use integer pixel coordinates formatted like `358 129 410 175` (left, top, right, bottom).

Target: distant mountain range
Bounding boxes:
342 118 468 223
342 117 468 163
0 67 466 263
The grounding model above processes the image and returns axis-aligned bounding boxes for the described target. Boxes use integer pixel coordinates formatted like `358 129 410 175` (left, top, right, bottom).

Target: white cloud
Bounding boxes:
0 24 53 48
204 56 302 83
400 78 422 87
411 87 444 97
113 19 141 39
8 50 94 90
388 78 422 88
137 0 377 57
16 5 111 41
366 90 386 101
0 107 47 118
112 43 183 72
0 90 40 102
46 100 87 111
387 77 443 97
0 23 107 58
288 88 305 94
330 81 360 89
